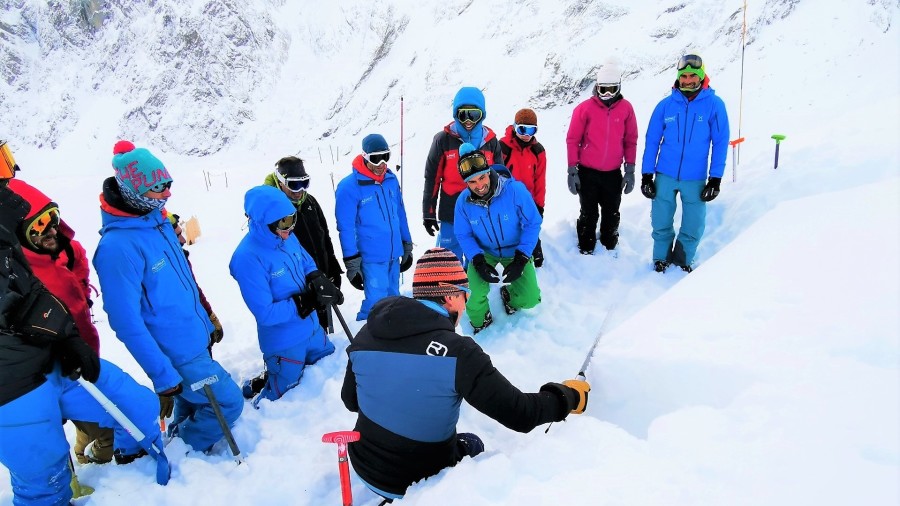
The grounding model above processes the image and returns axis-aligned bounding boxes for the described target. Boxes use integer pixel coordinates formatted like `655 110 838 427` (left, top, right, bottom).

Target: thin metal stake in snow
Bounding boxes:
190 375 244 464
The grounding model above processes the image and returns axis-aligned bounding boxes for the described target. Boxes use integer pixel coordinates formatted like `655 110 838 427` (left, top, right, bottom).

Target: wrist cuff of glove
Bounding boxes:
540 382 577 421
292 293 315 317
305 270 325 283
641 173 654 183
624 163 636 173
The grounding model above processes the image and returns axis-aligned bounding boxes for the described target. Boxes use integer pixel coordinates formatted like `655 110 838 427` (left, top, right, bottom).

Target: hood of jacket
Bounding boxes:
366 296 455 341
244 185 297 248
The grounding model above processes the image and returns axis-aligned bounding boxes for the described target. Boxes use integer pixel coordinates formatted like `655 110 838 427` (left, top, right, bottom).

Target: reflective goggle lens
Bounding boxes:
1 140 19 179
456 108 483 123
272 212 297 232
677 54 703 71
29 207 60 237
364 151 391 166
275 170 310 192
515 124 538 136
149 181 172 193
459 154 489 179
596 84 620 97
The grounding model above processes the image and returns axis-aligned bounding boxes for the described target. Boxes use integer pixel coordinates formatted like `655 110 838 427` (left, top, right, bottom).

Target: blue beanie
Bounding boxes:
459 143 477 158
452 87 486 119
361 134 389 154
111 140 173 196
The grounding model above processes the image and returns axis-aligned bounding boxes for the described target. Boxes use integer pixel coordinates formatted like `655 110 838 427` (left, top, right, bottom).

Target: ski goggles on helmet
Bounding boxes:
456 108 483 124
363 150 391 166
458 152 490 181
514 124 538 136
677 54 703 72
268 212 297 233
27 205 60 239
275 170 310 192
1 140 20 180
596 83 620 98
148 180 172 193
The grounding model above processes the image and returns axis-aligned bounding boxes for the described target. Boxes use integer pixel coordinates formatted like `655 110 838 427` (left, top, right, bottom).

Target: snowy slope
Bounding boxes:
1 0 898 505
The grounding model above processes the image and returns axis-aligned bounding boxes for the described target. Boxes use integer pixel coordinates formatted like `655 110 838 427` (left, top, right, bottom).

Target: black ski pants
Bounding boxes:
576 166 622 252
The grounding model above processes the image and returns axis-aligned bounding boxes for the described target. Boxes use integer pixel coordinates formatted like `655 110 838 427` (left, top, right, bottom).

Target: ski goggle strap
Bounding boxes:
514 124 538 136
458 152 490 182
1 140 20 179
269 212 297 233
456 108 484 123
677 54 703 71
27 205 60 245
363 150 391 166
274 170 310 192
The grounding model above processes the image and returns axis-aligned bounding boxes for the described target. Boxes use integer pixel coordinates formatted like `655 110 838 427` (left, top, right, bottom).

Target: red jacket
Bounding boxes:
423 123 502 222
7 179 100 353
499 125 547 208
566 95 638 171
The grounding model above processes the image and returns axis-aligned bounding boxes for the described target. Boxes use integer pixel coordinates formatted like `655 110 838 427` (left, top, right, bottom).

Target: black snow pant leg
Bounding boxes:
578 167 623 251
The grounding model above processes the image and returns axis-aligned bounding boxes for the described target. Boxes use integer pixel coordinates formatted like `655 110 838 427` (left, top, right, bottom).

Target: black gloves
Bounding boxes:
423 219 440 237
307 270 344 307
567 166 580 195
540 379 591 420
400 241 414 273
471 254 499 284
56 335 100 383
700 177 721 202
292 291 316 318
502 250 530 283
344 254 364 290
622 163 636 194
640 173 656 199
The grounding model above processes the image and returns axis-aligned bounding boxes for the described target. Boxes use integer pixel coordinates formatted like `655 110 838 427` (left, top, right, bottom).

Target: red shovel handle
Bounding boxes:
323 431 361 506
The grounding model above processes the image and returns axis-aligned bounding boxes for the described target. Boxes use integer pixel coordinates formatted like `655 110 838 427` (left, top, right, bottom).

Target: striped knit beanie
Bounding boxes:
412 247 469 299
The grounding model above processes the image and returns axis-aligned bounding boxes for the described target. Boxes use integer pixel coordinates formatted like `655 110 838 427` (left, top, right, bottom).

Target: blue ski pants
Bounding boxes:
357 260 400 321
0 360 159 506
437 221 466 266
651 173 707 267
169 354 243 452
254 332 335 406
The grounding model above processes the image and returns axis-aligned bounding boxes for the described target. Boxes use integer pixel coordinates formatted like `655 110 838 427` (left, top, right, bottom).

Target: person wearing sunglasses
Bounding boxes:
94 140 244 453
566 60 639 255
229 185 343 405
340 247 590 502
264 156 344 332
453 143 543 334
499 108 547 267
336 133 412 321
0 179 163 505
423 86 503 264
641 53 730 273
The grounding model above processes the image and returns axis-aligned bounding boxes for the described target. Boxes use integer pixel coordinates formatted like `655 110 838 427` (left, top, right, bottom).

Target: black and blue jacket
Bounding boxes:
341 295 568 496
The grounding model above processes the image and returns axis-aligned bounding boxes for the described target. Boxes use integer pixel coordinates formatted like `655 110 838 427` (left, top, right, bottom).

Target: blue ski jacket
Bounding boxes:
453 167 543 260
335 156 411 262
641 86 730 181
93 194 213 393
230 186 324 355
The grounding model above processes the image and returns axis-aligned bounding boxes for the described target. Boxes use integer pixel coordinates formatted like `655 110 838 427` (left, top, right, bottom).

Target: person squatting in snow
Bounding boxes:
341 247 591 501
335 134 413 321
229 185 343 406
566 59 639 255
641 53 730 273
0 147 160 506
453 143 543 334
92 140 243 453
499 107 547 267
423 86 504 264
263 156 344 333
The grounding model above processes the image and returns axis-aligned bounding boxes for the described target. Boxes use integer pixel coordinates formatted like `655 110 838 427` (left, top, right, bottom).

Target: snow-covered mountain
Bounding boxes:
1 1 898 505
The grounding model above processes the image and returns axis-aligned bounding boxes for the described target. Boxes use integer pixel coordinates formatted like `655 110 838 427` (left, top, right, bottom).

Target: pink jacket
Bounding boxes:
566 96 638 171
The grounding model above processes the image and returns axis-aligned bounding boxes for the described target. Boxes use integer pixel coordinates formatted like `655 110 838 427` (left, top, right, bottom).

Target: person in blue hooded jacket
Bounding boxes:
422 86 503 264
93 140 243 453
229 185 343 405
640 54 730 273
335 134 412 321
453 143 543 334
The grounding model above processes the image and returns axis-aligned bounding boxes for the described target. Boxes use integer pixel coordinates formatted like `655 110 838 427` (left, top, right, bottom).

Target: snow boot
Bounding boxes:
654 260 668 273
472 311 493 335
456 433 485 459
242 371 268 399
500 286 517 315
113 448 148 465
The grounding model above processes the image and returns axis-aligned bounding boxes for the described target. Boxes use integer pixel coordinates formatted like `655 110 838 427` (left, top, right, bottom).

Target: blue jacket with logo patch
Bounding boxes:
335 156 411 262
93 189 213 393
229 185 326 355
453 167 543 260
641 85 730 181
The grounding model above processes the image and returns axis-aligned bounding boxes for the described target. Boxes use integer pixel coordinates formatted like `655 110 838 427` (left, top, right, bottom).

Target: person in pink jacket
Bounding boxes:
565 61 638 254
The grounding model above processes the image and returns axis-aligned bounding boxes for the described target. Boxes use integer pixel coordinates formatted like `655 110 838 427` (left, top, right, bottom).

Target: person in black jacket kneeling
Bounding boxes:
341 247 590 501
